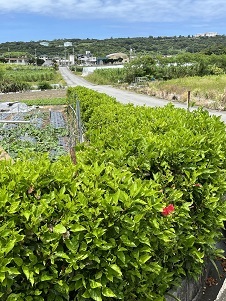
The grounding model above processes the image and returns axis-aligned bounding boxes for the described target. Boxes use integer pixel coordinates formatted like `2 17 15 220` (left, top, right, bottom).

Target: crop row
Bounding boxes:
0 113 8 120
0 109 68 159
6 72 55 82
50 111 66 129
1 65 59 92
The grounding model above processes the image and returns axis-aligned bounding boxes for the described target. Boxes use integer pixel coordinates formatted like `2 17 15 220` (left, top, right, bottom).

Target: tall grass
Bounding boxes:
148 74 226 103
153 75 226 92
85 68 125 85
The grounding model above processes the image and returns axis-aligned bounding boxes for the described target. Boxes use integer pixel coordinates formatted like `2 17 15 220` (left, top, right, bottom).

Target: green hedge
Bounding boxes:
69 86 226 294
0 154 186 301
1 86 226 301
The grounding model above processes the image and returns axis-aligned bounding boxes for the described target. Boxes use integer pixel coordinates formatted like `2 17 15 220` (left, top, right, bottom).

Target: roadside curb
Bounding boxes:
215 279 226 300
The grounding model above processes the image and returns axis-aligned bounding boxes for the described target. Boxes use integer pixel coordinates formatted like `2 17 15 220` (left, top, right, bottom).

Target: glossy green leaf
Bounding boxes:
102 287 116 297
90 279 102 289
109 264 122 277
53 224 67 234
70 224 86 232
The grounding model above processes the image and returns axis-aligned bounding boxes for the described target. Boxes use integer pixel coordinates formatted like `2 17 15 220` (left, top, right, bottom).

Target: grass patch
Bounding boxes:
149 74 226 101
139 74 226 109
22 98 67 106
85 68 125 85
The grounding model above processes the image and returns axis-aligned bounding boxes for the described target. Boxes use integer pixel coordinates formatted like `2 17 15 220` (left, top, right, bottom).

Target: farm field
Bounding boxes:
0 102 69 160
0 88 67 102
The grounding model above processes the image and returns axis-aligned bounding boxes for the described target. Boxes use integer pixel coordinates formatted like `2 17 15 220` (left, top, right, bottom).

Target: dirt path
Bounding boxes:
0 89 67 102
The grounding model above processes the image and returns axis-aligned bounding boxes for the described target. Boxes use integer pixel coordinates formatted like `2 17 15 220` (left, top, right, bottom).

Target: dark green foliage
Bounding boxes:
0 66 59 93
123 53 226 82
0 79 31 93
2 35 226 57
38 81 52 90
36 58 45 66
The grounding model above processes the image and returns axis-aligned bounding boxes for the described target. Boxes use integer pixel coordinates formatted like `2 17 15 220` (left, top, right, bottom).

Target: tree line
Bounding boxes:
1 35 226 58
86 52 226 84
124 53 226 82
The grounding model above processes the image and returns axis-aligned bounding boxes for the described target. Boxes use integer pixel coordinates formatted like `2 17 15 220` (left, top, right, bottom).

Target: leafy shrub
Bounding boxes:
2 86 226 301
0 154 185 301
0 79 31 93
69 86 226 294
76 66 83 73
38 81 52 90
85 68 125 85
70 66 76 71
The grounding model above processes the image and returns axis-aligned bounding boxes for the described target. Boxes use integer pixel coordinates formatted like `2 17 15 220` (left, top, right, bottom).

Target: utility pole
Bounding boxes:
187 91 191 111
8 47 10 63
35 48 37 65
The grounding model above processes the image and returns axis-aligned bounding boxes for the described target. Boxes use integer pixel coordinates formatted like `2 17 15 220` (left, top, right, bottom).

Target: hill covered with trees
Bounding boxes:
1 35 226 59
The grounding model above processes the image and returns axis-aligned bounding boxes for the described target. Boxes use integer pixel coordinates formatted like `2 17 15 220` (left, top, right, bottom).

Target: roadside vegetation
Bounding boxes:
85 68 125 85
85 53 226 109
146 75 226 109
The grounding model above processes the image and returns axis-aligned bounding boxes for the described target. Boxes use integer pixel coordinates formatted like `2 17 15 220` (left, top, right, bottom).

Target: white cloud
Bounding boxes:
1 0 226 22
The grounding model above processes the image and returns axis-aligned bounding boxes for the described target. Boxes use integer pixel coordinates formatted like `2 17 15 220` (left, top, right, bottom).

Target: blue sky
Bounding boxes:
1 0 226 43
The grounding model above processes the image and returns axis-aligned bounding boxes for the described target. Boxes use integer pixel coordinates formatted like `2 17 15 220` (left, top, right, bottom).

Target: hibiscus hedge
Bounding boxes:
1 86 226 301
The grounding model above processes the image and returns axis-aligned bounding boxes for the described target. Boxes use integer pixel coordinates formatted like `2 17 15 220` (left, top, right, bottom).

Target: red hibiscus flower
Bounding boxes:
162 204 175 216
193 183 202 187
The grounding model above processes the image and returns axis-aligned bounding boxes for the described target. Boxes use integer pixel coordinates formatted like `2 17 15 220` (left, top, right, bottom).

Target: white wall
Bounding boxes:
82 65 124 76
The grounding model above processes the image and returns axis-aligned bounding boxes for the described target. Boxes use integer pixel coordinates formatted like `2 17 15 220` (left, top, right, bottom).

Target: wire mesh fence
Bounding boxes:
67 98 85 164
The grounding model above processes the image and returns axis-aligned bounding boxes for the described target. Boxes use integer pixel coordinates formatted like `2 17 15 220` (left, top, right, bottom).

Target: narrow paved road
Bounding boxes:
59 66 226 123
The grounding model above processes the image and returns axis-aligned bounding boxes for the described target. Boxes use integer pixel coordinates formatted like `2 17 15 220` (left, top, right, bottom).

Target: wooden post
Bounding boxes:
187 91 191 111
70 147 76 165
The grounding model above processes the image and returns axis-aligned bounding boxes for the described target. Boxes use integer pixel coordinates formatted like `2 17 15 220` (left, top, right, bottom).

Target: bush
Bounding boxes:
70 86 226 296
2 87 226 301
0 154 182 301
76 66 83 73
38 81 52 90
0 79 31 93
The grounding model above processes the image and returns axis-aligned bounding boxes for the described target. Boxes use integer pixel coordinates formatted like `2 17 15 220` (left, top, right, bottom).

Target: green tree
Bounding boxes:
0 65 5 80
124 55 156 82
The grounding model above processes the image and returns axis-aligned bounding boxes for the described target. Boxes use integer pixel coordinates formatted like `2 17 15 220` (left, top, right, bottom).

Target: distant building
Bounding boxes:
40 42 49 46
6 57 28 64
82 65 124 76
39 55 50 61
64 42 72 47
77 53 97 65
194 32 218 37
106 52 129 63
69 54 75 65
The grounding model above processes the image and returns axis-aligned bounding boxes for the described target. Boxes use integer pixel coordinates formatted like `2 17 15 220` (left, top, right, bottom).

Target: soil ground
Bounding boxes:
0 89 67 102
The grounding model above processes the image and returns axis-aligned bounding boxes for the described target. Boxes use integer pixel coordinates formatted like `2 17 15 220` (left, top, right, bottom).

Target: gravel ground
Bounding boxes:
0 89 67 102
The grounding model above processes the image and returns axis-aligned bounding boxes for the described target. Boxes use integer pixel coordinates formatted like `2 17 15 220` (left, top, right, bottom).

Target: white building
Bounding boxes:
194 32 218 37
64 42 72 47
